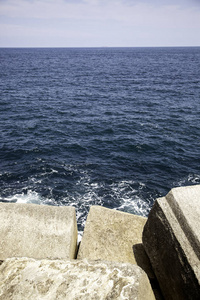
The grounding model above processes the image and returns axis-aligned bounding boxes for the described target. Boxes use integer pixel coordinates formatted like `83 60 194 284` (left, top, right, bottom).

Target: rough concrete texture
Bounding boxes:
143 185 200 300
0 257 155 300
0 203 77 260
77 206 149 266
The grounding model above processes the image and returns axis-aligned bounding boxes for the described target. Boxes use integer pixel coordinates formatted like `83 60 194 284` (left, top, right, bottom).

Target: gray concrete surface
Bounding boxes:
0 257 155 300
78 205 148 265
143 185 200 300
0 203 77 260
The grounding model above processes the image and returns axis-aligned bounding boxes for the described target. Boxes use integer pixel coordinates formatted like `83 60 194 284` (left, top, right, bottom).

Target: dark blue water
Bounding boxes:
0 47 200 233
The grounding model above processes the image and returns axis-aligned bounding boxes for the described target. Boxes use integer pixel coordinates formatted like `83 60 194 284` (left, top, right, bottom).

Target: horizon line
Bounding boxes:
0 45 200 49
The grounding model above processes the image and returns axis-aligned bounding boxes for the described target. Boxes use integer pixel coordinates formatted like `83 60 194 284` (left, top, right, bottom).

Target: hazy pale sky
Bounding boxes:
0 0 200 47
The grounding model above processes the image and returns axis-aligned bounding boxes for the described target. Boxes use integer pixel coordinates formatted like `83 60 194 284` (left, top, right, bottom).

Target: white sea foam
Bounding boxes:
2 190 56 206
110 180 151 217
175 174 200 187
187 174 200 184
1 173 153 241
5 190 43 204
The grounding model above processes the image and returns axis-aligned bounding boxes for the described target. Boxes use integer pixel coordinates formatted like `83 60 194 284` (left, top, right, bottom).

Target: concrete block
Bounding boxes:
77 206 148 265
0 203 77 260
143 185 200 300
0 257 155 300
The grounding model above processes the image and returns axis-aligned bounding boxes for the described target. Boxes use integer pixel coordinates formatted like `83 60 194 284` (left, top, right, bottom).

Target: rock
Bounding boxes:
77 206 149 266
142 185 200 300
132 243 164 300
132 243 155 281
0 203 77 260
0 257 155 300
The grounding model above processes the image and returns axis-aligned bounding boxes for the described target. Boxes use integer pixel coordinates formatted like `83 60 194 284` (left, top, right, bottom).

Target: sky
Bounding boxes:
0 0 200 47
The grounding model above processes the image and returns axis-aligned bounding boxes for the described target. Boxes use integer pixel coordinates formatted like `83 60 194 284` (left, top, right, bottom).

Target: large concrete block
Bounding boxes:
77 206 148 266
142 185 200 300
0 257 155 300
0 203 77 260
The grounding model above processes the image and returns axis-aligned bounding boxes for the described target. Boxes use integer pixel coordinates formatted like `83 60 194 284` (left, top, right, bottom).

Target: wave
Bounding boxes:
0 168 155 226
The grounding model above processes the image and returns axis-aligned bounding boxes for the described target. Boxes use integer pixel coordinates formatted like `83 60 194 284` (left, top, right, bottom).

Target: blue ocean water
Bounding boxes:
0 47 200 233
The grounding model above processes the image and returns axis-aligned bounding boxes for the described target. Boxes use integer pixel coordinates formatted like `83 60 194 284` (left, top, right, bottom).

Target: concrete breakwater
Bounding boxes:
0 185 199 299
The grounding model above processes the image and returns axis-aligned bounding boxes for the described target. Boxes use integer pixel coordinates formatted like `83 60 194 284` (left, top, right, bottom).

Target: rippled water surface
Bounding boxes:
0 47 200 232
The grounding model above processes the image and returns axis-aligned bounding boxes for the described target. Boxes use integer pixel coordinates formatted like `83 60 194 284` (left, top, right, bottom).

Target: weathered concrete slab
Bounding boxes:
143 185 200 300
0 203 77 260
0 257 155 300
77 206 149 266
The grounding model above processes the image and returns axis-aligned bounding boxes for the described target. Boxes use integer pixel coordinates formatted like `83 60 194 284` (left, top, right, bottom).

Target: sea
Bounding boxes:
0 47 200 236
